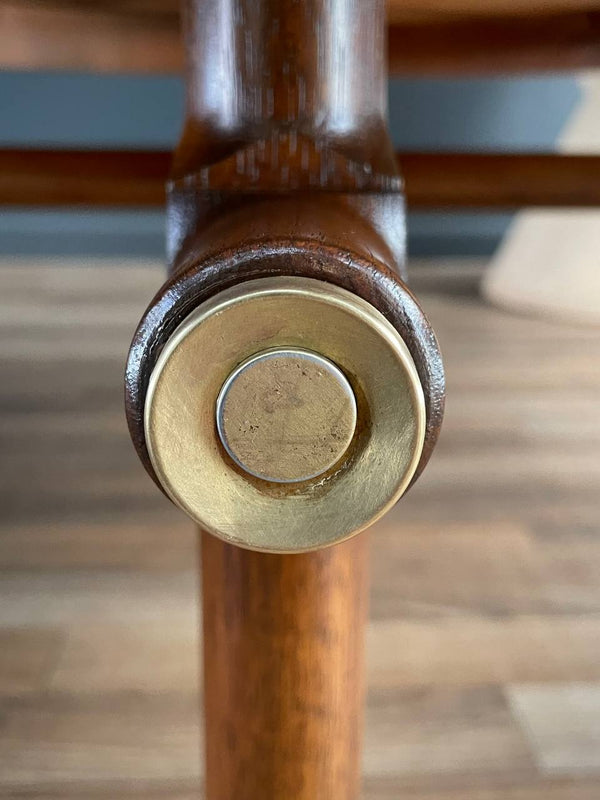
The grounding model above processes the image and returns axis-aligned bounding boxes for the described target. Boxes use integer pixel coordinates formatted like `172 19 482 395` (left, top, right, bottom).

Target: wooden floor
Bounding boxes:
0 258 599 799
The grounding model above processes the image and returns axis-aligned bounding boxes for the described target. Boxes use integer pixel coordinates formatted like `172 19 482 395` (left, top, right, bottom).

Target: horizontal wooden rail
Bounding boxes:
399 152 600 208
2 149 600 209
388 13 600 74
386 0 600 22
0 149 170 207
1 3 600 74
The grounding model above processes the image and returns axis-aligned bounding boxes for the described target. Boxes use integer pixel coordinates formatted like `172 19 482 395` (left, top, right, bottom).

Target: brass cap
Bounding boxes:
144 277 425 552
216 348 357 484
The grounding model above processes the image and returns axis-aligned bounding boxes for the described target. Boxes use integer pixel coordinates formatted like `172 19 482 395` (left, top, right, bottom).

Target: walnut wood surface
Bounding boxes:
399 153 600 208
124 0 445 495
124 201 445 498
202 531 369 799
387 0 600 20
122 2 440 797
0 149 171 207
388 13 600 74
4 149 600 209
2 2 600 74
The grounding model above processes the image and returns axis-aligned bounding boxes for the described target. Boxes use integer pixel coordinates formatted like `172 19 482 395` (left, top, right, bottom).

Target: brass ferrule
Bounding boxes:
144 276 426 552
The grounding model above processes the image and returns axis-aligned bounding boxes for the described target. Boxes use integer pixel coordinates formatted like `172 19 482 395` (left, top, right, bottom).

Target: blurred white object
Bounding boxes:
483 74 600 325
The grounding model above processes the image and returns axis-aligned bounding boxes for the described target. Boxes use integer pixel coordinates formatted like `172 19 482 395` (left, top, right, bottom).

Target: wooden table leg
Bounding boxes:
202 531 369 799
124 2 444 797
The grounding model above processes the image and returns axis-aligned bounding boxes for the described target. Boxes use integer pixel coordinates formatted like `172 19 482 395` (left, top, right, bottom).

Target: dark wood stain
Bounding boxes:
3 4 600 74
121 2 443 798
5 149 600 209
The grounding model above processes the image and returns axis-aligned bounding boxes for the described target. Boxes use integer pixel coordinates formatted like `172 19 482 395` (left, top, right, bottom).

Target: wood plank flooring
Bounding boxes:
0 258 598 798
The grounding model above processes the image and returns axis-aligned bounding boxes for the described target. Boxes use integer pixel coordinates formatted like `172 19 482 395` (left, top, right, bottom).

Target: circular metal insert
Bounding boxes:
144 276 426 553
216 348 357 483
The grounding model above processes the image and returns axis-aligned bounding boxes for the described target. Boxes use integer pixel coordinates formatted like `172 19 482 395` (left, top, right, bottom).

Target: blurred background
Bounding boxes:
1 3 599 799
0 71 581 256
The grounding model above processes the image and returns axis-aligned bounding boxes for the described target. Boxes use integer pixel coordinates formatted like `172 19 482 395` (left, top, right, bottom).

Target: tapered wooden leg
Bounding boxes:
201 530 369 800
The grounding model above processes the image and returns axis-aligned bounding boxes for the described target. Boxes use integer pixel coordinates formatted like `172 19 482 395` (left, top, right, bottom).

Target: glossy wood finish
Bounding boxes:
399 153 600 208
124 204 445 496
387 0 600 20
176 0 391 178
388 13 600 74
5 149 600 209
124 0 444 493
0 149 171 207
136 2 439 798
2 3 600 74
202 532 369 799
167 0 397 262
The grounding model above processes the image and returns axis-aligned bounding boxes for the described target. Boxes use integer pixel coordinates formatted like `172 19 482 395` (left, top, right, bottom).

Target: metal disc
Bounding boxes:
216 348 357 483
144 276 425 553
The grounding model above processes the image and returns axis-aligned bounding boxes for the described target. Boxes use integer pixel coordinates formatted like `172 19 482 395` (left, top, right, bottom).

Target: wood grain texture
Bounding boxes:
202 532 368 799
123 0 444 494
1 258 599 798
162 3 425 798
5 150 600 210
400 153 600 209
0 149 170 207
2 3 600 74
124 212 445 495
387 0 600 21
388 13 600 74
